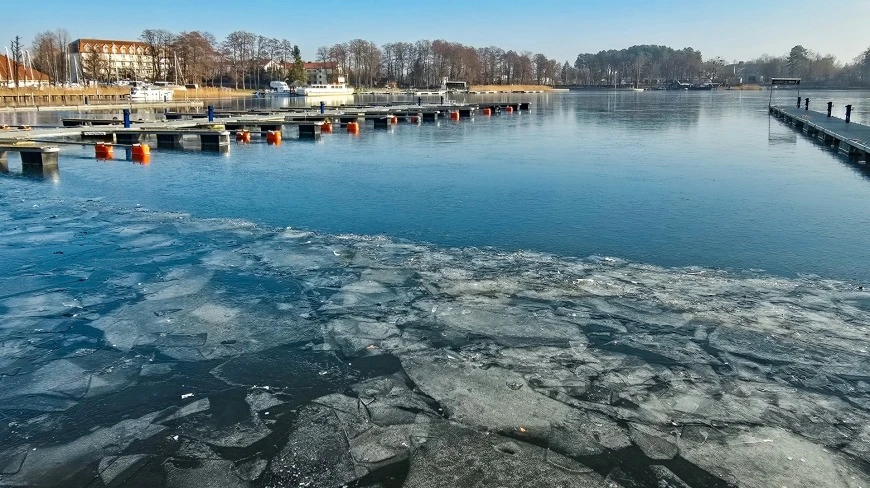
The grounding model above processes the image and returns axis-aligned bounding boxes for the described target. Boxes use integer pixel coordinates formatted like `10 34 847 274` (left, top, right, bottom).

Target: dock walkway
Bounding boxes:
769 105 870 158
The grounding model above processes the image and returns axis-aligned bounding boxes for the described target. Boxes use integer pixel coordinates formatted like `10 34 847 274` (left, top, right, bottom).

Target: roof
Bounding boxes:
303 62 338 70
69 38 150 54
0 53 50 82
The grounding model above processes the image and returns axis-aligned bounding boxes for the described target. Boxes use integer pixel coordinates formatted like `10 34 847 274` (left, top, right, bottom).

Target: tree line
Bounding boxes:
17 28 870 88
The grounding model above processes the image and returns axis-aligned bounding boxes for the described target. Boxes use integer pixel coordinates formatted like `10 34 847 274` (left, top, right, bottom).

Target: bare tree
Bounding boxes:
140 29 174 80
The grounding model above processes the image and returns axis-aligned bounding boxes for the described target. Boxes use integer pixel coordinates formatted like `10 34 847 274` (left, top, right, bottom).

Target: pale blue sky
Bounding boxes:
5 0 868 63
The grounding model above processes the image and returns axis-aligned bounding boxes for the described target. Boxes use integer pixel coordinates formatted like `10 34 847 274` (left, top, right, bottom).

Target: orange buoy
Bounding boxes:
347 121 360 134
131 143 150 163
235 130 251 143
483 108 492 116
409 116 419 124
391 116 398 124
506 106 514 113
322 122 333 133
265 130 282 145
450 111 460 121
95 143 114 160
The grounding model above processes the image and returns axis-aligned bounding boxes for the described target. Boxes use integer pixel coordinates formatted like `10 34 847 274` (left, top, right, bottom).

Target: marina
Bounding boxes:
1 90 870 488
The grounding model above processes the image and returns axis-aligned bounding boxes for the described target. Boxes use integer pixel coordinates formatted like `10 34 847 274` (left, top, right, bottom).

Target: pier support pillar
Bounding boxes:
116 133 142 145
846 105 852 123
827 102 833 117
20 148 59 170
200 132 230 152
156 134 184 149
0 150 8 172
298 124 322 139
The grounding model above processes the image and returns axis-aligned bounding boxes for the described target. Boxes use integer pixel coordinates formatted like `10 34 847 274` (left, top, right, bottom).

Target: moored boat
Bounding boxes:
129 85 174 102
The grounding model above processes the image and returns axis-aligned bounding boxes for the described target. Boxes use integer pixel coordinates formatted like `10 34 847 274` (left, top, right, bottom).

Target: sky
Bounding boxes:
4 0 869 63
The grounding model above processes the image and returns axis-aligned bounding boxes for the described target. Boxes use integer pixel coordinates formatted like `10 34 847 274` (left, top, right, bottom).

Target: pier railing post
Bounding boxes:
845 105 852 123
123 109 131 128
827 102 833 117
804 98 809 111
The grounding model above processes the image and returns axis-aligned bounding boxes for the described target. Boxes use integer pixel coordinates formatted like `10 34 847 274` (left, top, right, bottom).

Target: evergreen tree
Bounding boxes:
290 45 305 84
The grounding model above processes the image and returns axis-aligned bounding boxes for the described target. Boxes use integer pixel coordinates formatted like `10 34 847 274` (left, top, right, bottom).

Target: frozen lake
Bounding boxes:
0 91 868 487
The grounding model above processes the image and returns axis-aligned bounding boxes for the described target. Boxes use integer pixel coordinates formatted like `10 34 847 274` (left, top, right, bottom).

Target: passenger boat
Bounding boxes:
295 76 354 97
129 85 174 102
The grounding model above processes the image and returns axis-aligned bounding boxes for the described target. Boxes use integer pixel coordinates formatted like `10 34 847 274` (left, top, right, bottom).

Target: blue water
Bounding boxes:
4 89 870 281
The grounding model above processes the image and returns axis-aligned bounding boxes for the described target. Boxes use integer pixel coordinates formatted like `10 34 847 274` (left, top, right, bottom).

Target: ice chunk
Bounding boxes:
402 422 604 487
549 411 632 457
140 363 175 377
98 454 149 485
628 423 679 460
324 317 401 357
166 459 248 488
402 353 576 438
680 426 869 487
270 405 360 486
4 411 165 486
158 398 211 423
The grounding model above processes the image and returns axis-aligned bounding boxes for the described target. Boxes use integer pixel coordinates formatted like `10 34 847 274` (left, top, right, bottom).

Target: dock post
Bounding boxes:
845 105 852 123
207 105 215 122
804 98 809 111
123 109 131 128
320 101 325 114
827 102 833 117
156 134 184 149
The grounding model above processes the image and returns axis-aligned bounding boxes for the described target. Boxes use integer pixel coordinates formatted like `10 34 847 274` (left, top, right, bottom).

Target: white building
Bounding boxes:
261 60 344 85
67 38 167 83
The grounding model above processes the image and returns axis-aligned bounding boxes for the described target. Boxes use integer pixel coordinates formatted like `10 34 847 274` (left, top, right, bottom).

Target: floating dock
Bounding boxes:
769 105 870 159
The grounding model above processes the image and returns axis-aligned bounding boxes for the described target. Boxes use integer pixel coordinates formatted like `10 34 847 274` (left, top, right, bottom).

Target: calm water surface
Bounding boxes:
4 89 870 281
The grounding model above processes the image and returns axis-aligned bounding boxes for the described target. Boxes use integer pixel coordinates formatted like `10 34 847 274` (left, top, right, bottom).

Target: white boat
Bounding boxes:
295 75 354 97
295 83 354 97
129 85 174 102
631 88 645 92
262 81 298 97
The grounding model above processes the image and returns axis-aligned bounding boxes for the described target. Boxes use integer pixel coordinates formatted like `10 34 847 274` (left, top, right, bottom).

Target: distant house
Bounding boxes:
725 62 763 85
303 62 341 84
261 60 344 84
0 53 50 87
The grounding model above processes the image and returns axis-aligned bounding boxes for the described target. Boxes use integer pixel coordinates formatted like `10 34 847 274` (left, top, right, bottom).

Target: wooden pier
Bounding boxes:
769 105 870 159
